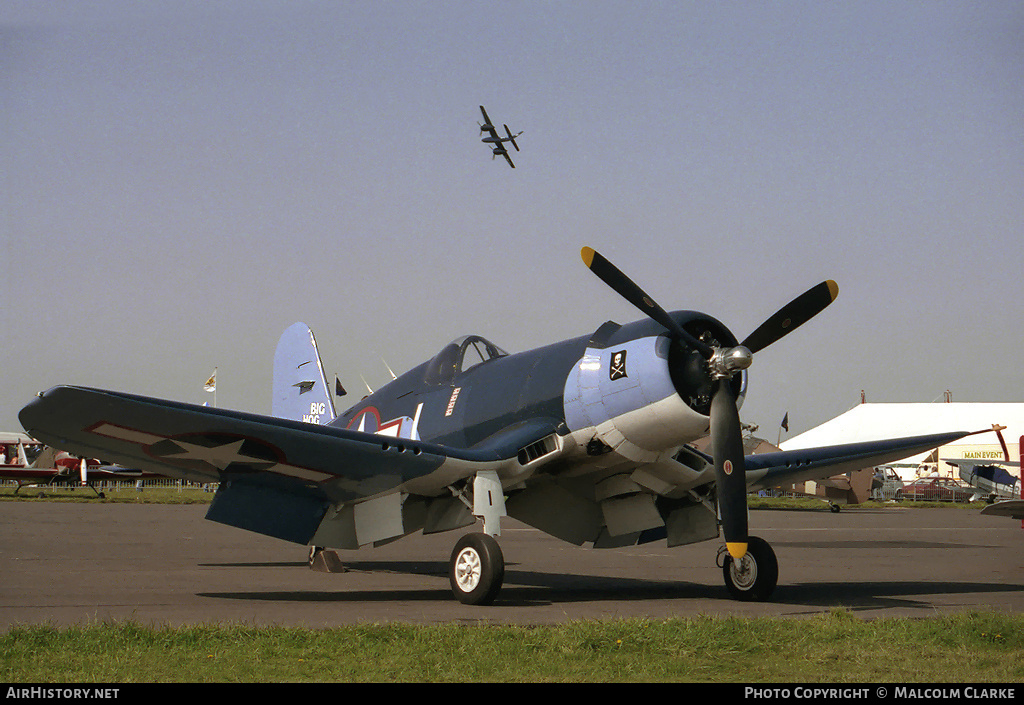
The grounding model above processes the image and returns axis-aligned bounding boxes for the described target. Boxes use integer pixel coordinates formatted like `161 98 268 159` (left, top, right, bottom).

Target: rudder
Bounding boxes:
272 322 336 424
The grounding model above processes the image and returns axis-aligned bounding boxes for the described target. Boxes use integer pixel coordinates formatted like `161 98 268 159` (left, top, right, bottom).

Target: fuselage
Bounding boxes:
332 311 744 460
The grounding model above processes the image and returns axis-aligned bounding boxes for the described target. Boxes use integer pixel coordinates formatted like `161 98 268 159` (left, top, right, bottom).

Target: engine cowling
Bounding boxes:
562 319 746 463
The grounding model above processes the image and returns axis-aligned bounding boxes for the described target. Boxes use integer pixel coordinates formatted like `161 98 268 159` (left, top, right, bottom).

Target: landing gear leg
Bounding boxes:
721 535 778 601
447 471 507 604
449 533 504 605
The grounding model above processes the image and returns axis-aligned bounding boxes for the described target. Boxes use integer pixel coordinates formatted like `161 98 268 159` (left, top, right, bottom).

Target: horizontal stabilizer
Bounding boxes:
272 323 336 425
504 125 520 151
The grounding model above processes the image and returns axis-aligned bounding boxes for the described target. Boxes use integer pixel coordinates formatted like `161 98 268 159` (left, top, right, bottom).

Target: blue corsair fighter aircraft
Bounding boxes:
19 247 980 605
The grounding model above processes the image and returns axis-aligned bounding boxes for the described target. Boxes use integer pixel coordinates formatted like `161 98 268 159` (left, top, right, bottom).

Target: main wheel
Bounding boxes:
449 533 504 605
722 535 778 601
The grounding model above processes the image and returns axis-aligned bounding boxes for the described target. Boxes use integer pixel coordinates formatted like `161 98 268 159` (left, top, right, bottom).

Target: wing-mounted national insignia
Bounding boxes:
146 433 282 474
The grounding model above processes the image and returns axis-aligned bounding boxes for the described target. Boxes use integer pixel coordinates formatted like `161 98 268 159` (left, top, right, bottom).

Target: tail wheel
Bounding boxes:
722 535 778 601
449 533 504 605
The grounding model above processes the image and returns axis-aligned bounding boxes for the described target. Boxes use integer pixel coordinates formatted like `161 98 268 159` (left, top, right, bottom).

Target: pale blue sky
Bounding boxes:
3 1 1022 438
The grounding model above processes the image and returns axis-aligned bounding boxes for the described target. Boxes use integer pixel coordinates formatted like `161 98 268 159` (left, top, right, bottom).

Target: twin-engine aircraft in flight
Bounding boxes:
478 105 522 168
19 248 978 604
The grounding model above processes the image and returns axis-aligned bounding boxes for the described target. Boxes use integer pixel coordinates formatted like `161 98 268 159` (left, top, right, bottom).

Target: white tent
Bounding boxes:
780 403 1024 481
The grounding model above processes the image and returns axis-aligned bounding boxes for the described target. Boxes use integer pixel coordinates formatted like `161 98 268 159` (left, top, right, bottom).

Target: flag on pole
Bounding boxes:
777 412 790 447
204 369 217 393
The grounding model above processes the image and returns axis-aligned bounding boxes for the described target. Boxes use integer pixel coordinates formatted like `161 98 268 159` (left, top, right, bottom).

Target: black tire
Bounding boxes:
722 535 778 601
449 533 504 605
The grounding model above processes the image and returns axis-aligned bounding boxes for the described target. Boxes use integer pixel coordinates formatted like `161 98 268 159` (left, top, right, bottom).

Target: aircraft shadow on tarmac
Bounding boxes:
195 559 1024 609
201 561 313 568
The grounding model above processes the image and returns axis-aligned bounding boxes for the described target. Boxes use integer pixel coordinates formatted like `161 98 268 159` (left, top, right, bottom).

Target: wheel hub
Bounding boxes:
729 554 758 591
454 547 482 592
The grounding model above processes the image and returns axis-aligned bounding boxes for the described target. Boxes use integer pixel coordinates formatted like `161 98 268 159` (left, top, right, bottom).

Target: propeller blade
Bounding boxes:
578 246 837 562
741 280 838 354
581 247 714 358
710 378 748 559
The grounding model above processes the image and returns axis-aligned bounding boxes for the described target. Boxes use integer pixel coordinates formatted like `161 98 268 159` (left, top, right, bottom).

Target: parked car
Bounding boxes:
897 476 976 502
871 466 904 501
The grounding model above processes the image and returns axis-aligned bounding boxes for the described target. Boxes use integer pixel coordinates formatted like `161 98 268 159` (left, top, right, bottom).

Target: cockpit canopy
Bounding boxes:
423 335 509 385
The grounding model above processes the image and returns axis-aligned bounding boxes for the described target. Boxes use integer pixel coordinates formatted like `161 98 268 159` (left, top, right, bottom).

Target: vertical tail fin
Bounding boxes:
29 444 58 469
272 322 337 424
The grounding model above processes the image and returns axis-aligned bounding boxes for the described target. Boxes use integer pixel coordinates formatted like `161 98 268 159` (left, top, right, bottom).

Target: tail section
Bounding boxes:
272 322 336 425
504 124 521 151
29 444 58 469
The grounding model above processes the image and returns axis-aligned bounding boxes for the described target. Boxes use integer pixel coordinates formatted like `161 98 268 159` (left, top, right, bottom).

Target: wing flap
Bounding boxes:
207 475 329 544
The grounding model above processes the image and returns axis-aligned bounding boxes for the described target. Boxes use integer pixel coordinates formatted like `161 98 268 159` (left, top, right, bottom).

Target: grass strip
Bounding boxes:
3 612 1023 683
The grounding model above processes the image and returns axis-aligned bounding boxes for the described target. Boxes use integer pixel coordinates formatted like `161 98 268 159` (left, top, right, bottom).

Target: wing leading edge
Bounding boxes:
19 386 559 546
17 386 984 551
741 430 981 491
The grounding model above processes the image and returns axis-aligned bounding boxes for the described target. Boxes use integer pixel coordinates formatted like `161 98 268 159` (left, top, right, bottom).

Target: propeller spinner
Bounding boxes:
580 246 838 560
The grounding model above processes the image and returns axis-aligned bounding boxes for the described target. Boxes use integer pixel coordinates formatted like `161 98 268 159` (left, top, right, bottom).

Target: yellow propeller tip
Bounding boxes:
727 542 748 560
826 280 839 300
580 246 595 267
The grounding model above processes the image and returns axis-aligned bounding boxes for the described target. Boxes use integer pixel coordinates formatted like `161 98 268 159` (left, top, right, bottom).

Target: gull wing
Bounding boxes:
20 386 561 546
741 431 978 491
19 386 551 503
